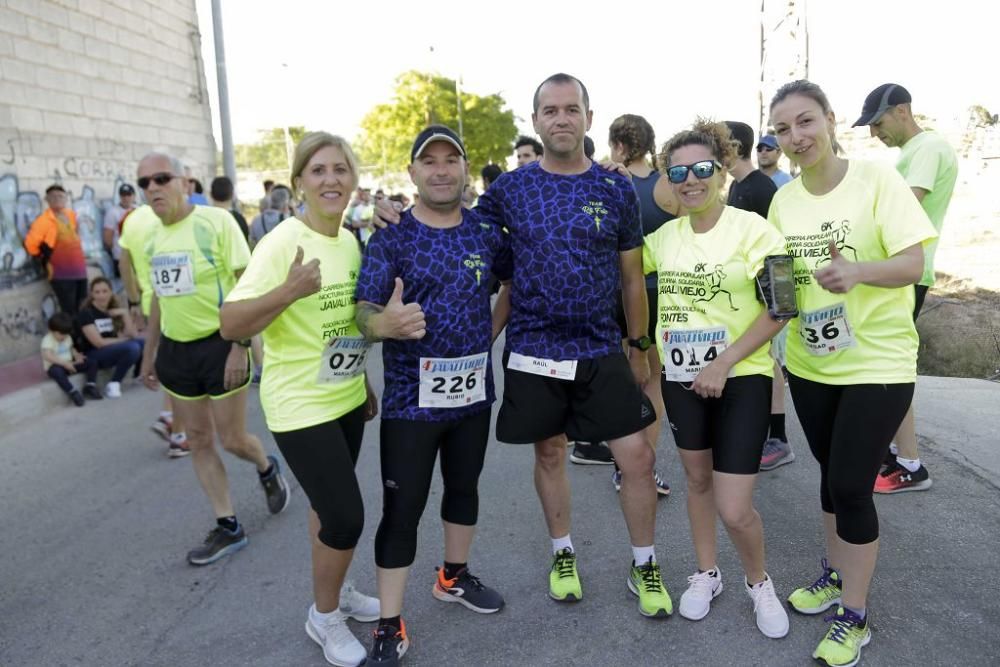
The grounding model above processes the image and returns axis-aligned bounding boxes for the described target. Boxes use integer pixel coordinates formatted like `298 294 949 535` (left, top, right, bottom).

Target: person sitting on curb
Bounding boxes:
76 276 144 398
41 312 99 406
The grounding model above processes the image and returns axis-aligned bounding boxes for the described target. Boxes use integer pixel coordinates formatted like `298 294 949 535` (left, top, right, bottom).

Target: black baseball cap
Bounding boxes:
411 125 466 162
853 83 912 127
119 183 135 196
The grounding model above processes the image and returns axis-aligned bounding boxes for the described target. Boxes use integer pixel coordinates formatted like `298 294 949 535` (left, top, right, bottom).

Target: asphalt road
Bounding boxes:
1 349 997 667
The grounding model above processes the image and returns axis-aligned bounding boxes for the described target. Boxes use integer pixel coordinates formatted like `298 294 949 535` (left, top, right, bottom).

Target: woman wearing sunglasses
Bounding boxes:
641 118 790 638
768 81 936 667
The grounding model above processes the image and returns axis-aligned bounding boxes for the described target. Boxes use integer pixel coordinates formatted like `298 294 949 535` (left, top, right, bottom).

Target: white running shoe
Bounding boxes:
679 568 723 621
104 381 122 398
305 605 367 667
746 574 790 638
339 581 379 622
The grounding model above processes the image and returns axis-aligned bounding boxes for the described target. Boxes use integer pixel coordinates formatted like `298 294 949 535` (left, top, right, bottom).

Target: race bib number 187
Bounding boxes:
151 253 195 297
419 352 488 408
317 336 371 384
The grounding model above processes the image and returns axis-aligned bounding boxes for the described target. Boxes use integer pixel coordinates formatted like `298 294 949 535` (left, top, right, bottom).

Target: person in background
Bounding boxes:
41 311 98 406
756 134 793 188
103 183 137 275
25 184 89 315
514 135 543 166
76 276 144 399
211 176 250 242
250 185 293 247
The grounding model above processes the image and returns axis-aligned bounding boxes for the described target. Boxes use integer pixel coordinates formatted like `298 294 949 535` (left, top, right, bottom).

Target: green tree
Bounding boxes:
234 126 308 173
356 71 517 177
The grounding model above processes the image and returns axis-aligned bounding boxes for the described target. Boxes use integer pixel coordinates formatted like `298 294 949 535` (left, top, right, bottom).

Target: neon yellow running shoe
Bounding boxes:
549 548 582 602
788 558 842 614
813 606 871 667
627 557 673 618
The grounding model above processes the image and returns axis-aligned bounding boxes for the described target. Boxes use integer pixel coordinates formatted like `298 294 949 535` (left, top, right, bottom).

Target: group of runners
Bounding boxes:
122 72 940 667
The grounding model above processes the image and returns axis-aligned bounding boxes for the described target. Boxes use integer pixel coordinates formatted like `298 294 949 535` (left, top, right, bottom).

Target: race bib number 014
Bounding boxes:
151 252 195 297
506 352 578 381
419 352 488 408
317 336 371 384
662 326 729 382
799 302 855 356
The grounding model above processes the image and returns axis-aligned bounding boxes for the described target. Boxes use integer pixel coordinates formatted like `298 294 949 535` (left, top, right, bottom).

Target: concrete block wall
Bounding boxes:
0 0 216 365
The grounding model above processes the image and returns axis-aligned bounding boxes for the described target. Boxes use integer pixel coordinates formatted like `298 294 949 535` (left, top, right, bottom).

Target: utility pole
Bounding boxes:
211 0 236 182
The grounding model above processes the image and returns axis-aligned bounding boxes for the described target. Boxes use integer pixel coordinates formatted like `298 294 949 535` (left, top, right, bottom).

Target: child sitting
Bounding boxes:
41 312 100 406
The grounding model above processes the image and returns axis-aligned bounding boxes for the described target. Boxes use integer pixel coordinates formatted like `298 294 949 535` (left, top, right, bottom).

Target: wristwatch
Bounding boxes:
236 339 252 348
627 336 652 351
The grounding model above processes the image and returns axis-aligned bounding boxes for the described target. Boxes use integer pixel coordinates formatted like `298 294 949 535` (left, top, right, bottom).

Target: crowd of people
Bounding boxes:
20 71 957 667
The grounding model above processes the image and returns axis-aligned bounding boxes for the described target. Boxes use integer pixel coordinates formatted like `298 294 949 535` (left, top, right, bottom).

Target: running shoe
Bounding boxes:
612 469 671 496
627 557 673 617
745 575 789 638
679 568 723 621
432 566 505 613
368 620 409 666
305 605 367 667
151 415 172 442
168 435 190 458
787 558 842 614
874 461 932 494
813 606 871 667
260 454 291 514
549 548 582 602
69 390 85 407
82 383 103 400
570 441 614 465
103 381 122 398
187 524 247 566
760 438 795 471
880 448 897 472
339 581 379 622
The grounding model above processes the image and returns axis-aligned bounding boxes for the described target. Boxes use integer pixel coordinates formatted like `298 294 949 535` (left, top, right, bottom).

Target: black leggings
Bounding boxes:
50 279 88 316
272 405 366 550
375 410 491 569
787 374 913 545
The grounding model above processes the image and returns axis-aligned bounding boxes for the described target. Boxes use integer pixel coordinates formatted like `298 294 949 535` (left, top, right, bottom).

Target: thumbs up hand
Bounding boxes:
814 240 858 294
380 277 426 340
284 245 322 300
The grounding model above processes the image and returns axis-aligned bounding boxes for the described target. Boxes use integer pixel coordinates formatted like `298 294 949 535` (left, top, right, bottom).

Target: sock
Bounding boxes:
311 604 338 622
747 573 769 587
698 567 719 577
632 545 656 565
889 442 899 456
170 432 187 444
378 615 401 632
443 561 466 580
769 413 787 442
896 456 921 473
159 411 172 420
552 535 573 554
842 604 866 622
258 462 275 480
217 515 239 533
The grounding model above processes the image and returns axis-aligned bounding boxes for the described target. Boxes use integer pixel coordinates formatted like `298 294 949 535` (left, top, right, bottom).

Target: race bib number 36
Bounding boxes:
662 326 729 382
317 336 371 384
151 253 195 297
419 352 488 408
799 302 855 356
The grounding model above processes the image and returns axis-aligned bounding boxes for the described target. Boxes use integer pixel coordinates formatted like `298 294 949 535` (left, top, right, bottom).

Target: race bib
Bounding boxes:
798 302 855 356
662 326 729 382
151 253 195 297
418 352 488 408
317 336 371 384
507 352 578 381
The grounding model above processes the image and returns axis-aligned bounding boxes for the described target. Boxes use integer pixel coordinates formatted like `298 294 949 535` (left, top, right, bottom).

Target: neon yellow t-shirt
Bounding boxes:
642 206 786 378
225 217 366 432
768 160 937 385
117 205 161 317
149 206 250 342
896 130 958 286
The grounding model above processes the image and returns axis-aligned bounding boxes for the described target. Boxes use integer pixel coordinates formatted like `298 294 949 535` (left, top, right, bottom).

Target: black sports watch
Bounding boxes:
627 336 652 351
236 339 252 348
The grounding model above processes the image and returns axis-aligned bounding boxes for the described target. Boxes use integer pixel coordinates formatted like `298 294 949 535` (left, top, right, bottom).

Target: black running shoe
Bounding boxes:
260 454 290 514
570 441 614 465
69 390 85 407
82 383 103 400
432 566 505 613
369 620 409 666
187 525 248 566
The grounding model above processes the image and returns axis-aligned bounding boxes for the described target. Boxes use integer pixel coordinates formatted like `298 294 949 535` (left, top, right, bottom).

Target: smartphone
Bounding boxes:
764 255 798 320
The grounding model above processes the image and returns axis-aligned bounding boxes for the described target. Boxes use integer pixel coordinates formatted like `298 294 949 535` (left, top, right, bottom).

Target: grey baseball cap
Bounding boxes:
853 83 912 127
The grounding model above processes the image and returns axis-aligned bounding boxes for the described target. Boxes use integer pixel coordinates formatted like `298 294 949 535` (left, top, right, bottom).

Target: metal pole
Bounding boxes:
211 0 236 182
456 76 464 142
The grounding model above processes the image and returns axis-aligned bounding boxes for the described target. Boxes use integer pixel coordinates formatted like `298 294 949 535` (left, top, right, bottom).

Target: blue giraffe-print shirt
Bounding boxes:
476 161 643 361
356 208 513 421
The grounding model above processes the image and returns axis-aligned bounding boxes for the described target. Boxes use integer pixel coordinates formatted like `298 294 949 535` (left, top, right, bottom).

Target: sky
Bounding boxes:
194 0 999 170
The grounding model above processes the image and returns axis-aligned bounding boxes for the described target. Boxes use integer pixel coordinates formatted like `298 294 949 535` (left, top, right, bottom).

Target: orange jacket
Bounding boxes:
24 207 78 256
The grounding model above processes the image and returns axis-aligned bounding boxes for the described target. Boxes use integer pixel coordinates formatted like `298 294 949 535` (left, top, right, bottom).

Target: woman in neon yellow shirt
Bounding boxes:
642 118 790 639
221 132 379 667
768 81 936 667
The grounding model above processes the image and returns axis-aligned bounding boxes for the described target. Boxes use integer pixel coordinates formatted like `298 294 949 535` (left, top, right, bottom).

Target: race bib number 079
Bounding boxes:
151 252 195 297
662 326 729 383
798 302 855 356
419 352 488 408
317 336 371 384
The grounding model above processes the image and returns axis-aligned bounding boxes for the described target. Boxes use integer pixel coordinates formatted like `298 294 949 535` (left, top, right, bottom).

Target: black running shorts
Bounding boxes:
156 331 250 400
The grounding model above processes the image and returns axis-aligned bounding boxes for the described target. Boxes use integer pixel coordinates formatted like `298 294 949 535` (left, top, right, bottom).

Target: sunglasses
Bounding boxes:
137 173 178 190
666 160 722 184
757 145 777 153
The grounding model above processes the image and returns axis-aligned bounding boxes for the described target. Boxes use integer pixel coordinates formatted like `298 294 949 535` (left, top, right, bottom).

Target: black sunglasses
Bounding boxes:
137 173 178 190
666 160 722 184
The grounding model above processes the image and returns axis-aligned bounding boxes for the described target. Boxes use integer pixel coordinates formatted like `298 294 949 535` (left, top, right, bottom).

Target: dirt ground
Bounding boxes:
918 276 1000 379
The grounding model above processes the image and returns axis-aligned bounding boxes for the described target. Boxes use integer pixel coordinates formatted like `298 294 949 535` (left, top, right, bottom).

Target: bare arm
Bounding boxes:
815 242 924 293
119 248 141 304
653 176 683 216
491 281 512 344
619 247 650 385
140 296 162 389
355 278 426 342
42 349 76 371
692 310 787 399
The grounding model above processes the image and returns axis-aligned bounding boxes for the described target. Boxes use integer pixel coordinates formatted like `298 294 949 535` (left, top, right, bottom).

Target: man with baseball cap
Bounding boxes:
104 183 137 276
356 124 513 665
755 134 792 188
854 83 958 494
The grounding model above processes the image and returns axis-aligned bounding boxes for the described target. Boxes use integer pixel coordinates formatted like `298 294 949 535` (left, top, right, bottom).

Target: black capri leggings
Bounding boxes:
787 374 913 545
375 410 491 569
272 404 366 550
